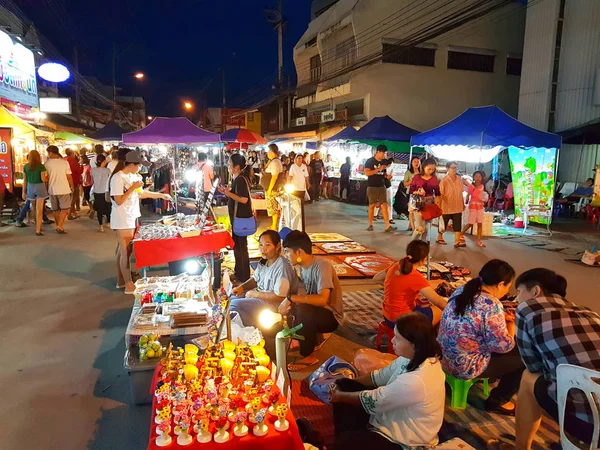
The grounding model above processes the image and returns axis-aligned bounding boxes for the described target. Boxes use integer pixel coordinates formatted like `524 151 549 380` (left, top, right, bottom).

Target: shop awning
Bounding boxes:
411 106 561 149
326 126 357 142
93 121 126 141
0 106 53 141
54 131 99 145
122 117 220 144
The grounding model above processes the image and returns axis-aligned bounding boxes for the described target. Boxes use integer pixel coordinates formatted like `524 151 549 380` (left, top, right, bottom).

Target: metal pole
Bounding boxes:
112 42 117 116
426 221 431 280
287 192 291 228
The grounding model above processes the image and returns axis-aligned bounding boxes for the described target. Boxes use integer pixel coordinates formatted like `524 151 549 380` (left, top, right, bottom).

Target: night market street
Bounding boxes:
0 202 598 450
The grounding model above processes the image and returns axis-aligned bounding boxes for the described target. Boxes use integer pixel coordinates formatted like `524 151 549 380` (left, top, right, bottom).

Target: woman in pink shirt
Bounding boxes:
462 171 488 248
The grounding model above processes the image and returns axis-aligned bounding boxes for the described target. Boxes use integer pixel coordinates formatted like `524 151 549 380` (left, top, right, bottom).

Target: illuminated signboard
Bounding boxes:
39 97 72 114
0 128 13 192
0 29 38 107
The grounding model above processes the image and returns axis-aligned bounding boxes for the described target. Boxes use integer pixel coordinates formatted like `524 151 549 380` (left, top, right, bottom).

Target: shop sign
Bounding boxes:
295 117 306 126
39 97 71 113
0 128 14 192
222 108 245 128
0 30 38 107
321 110 335 123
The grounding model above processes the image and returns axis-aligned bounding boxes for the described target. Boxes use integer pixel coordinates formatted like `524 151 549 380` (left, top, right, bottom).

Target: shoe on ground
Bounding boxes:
106 223 110 229
68 215 78 220
99 225 105 232
367 225 374 231
15 222 28 228
116 283 125 289
385 226 398 232
124 287 135 295
56 228 67 234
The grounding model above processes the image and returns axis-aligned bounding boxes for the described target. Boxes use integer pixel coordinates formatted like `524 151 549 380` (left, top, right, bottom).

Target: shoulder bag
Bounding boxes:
232 175 258 237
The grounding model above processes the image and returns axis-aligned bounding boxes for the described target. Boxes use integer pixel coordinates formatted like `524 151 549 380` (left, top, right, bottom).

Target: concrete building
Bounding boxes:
518 0 600 184
293 0 526 132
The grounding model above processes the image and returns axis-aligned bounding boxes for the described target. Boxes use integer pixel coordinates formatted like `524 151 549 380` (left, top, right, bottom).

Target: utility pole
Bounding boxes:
266 0 284 131
112 42 117 118
287 74 292 129
74 46 81 122
221 67 226 109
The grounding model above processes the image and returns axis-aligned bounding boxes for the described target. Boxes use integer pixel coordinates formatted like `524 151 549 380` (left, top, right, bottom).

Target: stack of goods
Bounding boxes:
139 333 165 361
152 340 291 447
416 261 471 299
134 273 211 306
136 214 223 240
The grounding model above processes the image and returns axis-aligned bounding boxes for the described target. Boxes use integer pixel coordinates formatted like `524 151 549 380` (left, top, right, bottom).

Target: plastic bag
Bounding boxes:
309 356 357 404
353 348 397 376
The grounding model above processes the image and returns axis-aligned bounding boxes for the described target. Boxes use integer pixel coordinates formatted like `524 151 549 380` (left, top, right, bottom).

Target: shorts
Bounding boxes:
468 208 484 224
266 191 281 217
534 376 595 444
443 213 462 230
50 194 72 211
367 186 387 205
27 183 48 200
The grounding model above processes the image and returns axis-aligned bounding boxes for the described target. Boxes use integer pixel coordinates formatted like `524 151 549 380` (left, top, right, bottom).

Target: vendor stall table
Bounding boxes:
147 364 305 450
134 229 235 273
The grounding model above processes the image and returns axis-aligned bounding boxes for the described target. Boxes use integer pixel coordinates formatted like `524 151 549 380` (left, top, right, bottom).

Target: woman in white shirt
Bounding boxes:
110 150 171 294
90 154 111 232
330 312 445 450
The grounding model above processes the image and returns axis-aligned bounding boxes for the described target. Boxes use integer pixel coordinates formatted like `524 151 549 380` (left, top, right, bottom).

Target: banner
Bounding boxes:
0 128 14 192
0 29 38 107
592 165 600 207
507 146 557 224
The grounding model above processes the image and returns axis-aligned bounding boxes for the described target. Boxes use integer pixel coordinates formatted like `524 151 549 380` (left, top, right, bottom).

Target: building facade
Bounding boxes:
518 0 600 183
294 0 526 132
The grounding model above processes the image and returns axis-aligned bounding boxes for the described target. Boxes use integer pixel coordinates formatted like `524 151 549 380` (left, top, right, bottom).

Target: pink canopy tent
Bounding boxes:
122 117 220 144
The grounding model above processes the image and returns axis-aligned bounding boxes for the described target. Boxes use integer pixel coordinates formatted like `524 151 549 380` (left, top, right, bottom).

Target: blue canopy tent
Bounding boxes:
352 115 420 153
410 105 561 162
93 121 126 142
326 126 357 142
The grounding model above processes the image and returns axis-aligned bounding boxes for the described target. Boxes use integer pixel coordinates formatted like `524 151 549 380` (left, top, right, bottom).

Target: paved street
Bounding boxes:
0 201 598 450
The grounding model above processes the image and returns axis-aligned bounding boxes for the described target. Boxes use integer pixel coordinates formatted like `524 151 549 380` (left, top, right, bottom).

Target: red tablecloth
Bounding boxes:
134 230 235 269
147 365 305 450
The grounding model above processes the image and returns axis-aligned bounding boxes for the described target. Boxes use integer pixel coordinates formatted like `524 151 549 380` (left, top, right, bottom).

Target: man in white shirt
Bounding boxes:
45 145 74 234
288 153 309 199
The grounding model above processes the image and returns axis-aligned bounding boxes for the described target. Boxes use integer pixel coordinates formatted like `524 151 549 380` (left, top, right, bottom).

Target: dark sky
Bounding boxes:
19 0 309 117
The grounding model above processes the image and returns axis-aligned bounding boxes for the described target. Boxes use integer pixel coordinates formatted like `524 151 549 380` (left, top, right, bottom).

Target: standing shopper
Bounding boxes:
110 151 171 294
21 150 49 236
196 152 214 202
409 158 440 238
403 157 421 232
91 154 111 232
308 151 324 201
365 145 396 232
65 149 82 220
323 154 334 199
219 153 253 283
437 161 465 248
462 171 488 248
339 156 351 202
81 155 94 216
45 146 74 234
262 144 284 231
288 153 310 199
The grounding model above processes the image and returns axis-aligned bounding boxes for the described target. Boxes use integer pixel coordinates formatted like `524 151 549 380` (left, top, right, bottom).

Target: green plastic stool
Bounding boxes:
444 371 489 409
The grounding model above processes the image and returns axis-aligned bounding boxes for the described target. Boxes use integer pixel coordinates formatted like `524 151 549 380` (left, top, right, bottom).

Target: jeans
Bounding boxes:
230 297 275 328
232 231 250 282
479 347 525 406
333 378 403 450
18 200 49 223
291 303 338 357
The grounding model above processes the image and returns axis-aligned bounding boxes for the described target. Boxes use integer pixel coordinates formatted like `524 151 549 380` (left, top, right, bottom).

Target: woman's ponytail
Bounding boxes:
400 240 430 275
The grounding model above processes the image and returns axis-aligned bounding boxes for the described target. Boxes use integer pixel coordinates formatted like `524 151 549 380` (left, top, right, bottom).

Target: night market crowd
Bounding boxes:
2 143 599 450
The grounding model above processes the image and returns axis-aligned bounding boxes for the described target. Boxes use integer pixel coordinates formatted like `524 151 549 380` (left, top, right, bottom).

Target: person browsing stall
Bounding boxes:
377 240 448 326
21 150 49 236
339 156 351 202
91 154 111 232
365 145 396 232
288 153 310 199
195 152 214 201
489 269 600 450
409 158 440 237
110 150 172 295
219 153 253 283
438 259 524 416
262 144 284 230
329 312 445 449
437 161 466 248
45 145 74 234
462 170 488 248
230 230 299 328
281 231 343 371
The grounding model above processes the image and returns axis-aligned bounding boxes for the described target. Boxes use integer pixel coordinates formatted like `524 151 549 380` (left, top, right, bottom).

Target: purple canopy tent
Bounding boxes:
122 117 220 144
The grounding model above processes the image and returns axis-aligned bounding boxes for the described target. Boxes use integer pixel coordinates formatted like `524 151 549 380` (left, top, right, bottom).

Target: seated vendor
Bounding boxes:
329 312 445 449
230 230 298 328
376 240 447 326
281 230 343 372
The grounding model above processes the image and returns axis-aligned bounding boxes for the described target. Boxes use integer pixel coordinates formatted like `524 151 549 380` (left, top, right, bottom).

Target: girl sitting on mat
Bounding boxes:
375 240 447 326
329 312 445 450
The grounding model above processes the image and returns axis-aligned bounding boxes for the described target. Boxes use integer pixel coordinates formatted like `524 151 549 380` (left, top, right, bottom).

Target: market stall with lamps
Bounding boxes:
411 105 562 235
54 130 99 153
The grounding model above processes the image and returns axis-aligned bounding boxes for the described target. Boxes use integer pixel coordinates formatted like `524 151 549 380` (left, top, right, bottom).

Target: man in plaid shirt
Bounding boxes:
505 268 600 450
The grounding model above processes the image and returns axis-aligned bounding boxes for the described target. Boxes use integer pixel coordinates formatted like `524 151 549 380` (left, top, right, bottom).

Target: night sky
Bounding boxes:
19 0 309 118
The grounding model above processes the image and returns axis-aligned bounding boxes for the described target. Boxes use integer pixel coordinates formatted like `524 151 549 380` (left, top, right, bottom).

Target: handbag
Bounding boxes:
232 176 258 237
308 356 357 404
422 203 443 221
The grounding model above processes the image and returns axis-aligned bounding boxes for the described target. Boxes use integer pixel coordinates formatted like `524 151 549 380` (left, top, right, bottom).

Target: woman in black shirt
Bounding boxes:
219 153 253 281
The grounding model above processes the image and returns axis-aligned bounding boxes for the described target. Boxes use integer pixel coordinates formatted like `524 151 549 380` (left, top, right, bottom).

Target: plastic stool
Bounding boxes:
216 216 231 230
376 321 396 355
444 371 489 409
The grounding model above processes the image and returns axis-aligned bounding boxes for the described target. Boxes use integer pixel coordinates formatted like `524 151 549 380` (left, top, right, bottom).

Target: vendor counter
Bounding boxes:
330 177 369 205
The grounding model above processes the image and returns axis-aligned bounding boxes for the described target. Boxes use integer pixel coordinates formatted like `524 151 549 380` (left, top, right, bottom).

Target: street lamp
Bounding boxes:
147 116 153 121
134 72 145 79
184 101 193 110
132 73 145 126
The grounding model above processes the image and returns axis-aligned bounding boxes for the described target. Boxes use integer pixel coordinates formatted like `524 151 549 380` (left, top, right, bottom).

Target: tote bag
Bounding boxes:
309 356 357 404
232 176 257 237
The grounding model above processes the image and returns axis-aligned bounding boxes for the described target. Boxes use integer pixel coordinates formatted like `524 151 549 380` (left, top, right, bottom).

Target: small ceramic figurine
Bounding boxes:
213 416 230 444
196 418 212 444
274 403 289 432
252 408 268 437
176 417 193 446
247 397 262 423
156 422 172 447
233 411 249 437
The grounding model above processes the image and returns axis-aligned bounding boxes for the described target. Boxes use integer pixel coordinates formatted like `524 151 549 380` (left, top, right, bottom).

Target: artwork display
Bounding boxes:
338 254 396 277
311 245 326 255
507 146 557 224
322 256 365 278
316 242 375 254
308 233 352 243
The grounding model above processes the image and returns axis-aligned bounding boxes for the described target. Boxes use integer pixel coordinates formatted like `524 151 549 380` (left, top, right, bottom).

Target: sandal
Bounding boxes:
454 242 466 248
477 241 486 248
436 239 447 245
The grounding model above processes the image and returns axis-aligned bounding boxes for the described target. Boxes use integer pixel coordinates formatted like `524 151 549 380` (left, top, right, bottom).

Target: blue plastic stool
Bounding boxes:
444 370 489 409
